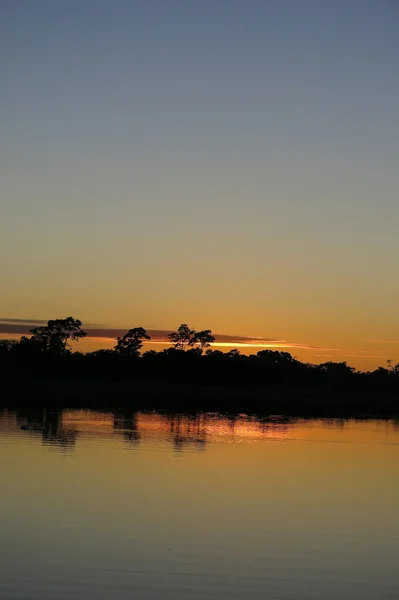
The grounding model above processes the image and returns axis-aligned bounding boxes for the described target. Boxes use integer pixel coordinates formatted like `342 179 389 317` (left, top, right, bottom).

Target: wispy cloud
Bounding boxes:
0 317 49 325
82 330 337 351
0 318 103 336
368 339 399 345
0 318 339 352
208 341 337 350
343 354 388 359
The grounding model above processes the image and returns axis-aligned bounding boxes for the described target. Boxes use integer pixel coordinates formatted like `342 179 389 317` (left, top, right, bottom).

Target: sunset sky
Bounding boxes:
1 1 398 370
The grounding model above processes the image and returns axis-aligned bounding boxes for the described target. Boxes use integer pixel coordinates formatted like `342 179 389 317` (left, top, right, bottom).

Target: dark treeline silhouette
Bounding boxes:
1 317 399 416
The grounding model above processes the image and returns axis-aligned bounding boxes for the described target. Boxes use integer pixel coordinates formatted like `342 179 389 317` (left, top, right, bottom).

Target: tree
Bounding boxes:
193 329 215 350
205 349 223 358
86 349 116 358
387 359 399 375
226 349 242 359
168 324 215 352
318 361 355 381
0 339 18 355
142 350 158 359
168 324 196 351
114 327 150 357
257 350 296 365
29 317 86 355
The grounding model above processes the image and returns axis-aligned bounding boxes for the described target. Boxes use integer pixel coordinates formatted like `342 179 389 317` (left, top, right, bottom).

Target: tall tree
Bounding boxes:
114 327 150 357
29 317 86 355
193 329 215 350
168 324 196 351
168 324 215 352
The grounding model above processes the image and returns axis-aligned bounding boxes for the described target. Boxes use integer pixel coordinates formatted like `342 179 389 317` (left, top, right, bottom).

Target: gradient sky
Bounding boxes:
1 1 398 369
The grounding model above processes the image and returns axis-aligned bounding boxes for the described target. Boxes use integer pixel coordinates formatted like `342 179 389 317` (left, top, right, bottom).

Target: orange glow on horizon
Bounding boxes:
0 332 394 371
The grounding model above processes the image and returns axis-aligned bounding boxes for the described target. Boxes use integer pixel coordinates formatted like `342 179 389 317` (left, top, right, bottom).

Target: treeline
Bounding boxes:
0 317 398 393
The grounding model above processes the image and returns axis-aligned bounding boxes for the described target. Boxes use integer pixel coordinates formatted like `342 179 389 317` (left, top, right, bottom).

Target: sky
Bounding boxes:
1 0 398 370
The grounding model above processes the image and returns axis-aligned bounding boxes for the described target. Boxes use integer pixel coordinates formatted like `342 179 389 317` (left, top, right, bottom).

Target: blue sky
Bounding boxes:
1 0 398 368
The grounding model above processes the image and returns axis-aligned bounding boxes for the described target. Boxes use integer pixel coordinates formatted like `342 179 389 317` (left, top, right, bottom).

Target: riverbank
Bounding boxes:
1 376 398 418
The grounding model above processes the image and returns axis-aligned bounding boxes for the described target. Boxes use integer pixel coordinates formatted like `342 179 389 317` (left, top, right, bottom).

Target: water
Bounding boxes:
1 409 399 599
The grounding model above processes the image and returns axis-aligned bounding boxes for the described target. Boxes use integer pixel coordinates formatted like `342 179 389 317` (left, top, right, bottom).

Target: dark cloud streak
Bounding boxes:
0 321 277 344
0 319 335 351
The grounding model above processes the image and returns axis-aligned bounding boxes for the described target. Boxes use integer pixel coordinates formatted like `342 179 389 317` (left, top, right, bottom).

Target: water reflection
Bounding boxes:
1 409 399 600
1 409 398 454
113 411 141 444
14 408 78 449
0 409 296 451
42 410 78 449
168 413 207 452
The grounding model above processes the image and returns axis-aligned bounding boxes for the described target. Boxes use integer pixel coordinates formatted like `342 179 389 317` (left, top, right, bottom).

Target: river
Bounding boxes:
1 409 398 599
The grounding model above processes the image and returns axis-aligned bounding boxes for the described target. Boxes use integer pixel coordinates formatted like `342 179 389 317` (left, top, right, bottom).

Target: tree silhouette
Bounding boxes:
87 349 116 357
319 361 354 376
205 349 224 358
2 312 399 418
257 349 297 366
28 317 86 355
114 327 150 357
168 324 196 351
168 324 214 352
226 349 242 359
0 339 18 355
194 329 215 350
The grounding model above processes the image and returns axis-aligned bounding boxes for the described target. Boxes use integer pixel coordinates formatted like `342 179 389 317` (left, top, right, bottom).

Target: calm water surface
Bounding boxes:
1 409 399 599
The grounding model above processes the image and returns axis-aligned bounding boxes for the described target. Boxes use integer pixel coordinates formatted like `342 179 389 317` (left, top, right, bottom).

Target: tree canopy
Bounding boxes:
168 324 215 352
114 327 150 357
27 317 87 355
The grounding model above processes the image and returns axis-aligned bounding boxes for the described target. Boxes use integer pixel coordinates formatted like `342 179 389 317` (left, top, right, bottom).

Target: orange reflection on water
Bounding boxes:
1 409 399 454
0 409 292 452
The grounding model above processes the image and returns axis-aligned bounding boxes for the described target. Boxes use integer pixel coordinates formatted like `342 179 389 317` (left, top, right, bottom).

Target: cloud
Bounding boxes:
343 354 389 359
0 318 338 352
0 323 38 335
0 318 102 336
82 330 336 350
0 317 49 325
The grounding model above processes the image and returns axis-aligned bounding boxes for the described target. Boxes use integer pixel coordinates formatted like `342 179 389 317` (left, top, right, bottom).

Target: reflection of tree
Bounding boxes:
16 408 46 429
168 413 207 452
17 408 78 449
258 416 291 437
173 433 185 452
226 414 237 434
325 418 345 429
42 410 78 449
113 411 140 444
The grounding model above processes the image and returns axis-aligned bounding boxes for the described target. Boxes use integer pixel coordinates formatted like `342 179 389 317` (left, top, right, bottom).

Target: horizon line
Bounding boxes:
0 318 337 352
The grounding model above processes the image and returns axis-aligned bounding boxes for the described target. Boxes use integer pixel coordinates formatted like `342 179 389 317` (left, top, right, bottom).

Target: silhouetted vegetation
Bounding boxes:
168 324 215 351
22 317 86 355
1 317 399 416
114 327 150 357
